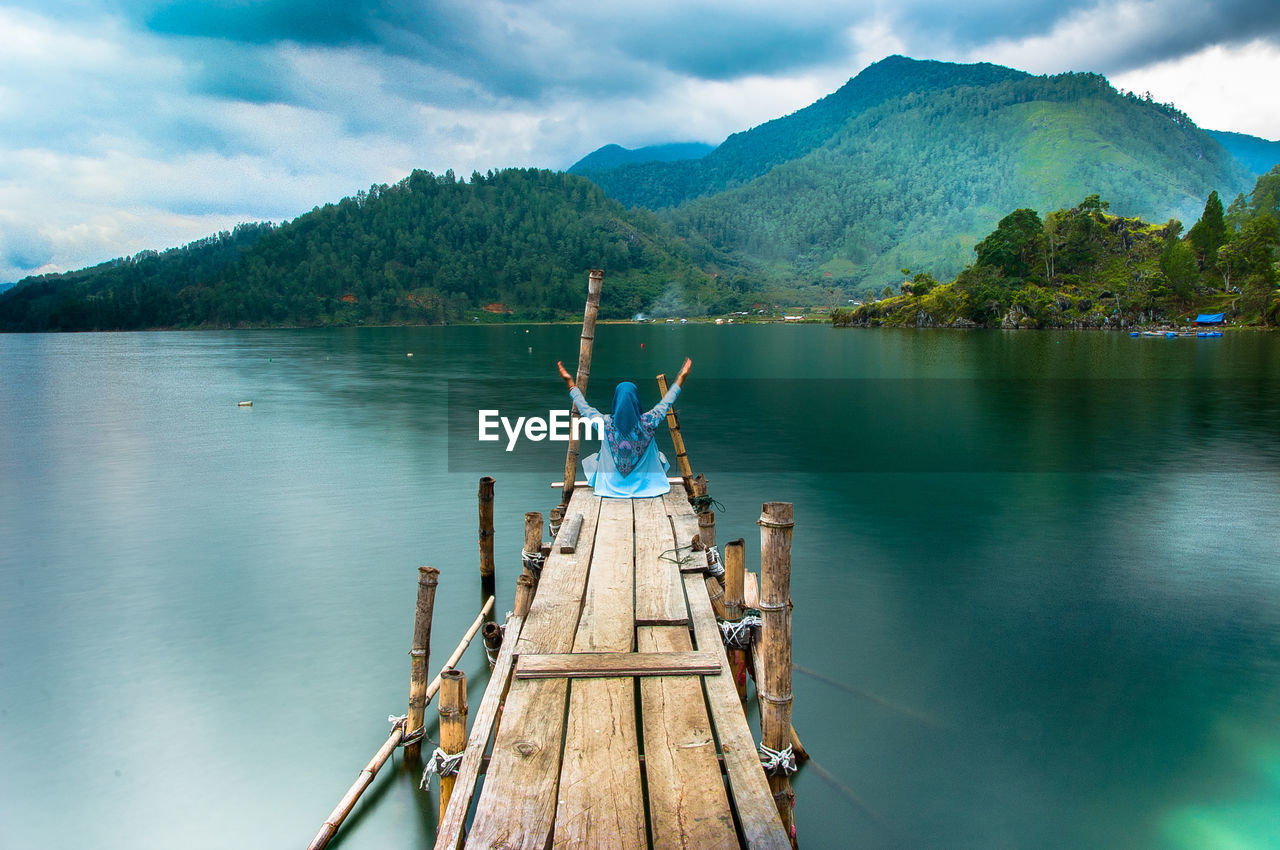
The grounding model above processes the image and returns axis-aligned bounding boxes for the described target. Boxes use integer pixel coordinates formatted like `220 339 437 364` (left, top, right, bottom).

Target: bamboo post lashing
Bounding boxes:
406 566 440 759
478 477 496 607
549 505 564 538
437 669 468 824
723 538 749 703
692 534 727 619
307 594 494 850
561 269 604 507
655 373 695 497
759 502 796 845
693 473 717 550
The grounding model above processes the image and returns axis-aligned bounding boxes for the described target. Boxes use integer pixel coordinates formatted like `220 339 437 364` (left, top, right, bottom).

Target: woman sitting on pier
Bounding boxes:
556 358 692 498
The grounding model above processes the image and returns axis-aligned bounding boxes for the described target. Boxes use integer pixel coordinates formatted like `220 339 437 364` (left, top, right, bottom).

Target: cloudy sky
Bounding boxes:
2 0 1279 283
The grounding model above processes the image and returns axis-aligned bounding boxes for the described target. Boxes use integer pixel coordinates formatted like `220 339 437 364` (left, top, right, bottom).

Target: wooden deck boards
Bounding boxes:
454 488 789 849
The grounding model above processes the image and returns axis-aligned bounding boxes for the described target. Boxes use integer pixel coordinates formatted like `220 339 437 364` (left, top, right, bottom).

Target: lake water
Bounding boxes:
2 325 1278 849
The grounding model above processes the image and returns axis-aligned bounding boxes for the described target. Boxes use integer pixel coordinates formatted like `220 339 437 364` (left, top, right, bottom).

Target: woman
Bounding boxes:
556 357 692 498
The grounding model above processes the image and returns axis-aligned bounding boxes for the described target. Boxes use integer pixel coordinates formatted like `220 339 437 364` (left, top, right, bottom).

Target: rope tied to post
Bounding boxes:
418 747 465 789
389 714 426 748
521 549 545 577
704 545 725 578
690 493 725 513
758 743 799 777
718 614 762 648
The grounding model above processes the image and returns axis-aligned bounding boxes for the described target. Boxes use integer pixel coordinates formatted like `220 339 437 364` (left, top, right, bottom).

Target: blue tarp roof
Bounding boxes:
1194 313 1225 323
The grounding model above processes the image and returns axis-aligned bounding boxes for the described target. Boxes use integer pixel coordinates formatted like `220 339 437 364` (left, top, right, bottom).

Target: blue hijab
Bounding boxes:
608 382 649 475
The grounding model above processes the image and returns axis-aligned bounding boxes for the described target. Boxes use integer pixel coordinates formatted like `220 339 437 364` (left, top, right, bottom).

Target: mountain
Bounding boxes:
580 56 1029 209
581 57 1252 289
1206 129 1280 176
0 169 729 331
568 142 714 173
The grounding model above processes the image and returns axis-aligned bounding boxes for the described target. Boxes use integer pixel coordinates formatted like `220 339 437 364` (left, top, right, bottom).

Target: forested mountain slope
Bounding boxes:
0 169 725 331
576 56 1028 209
667 68 1252 288
1207 129 1280 176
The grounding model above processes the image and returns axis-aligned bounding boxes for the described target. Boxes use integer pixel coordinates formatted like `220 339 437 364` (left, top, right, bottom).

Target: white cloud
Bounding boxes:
1111 41 1280 139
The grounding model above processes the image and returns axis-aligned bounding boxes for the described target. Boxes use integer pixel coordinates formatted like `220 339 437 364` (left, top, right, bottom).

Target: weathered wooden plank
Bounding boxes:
516 651 721 679
557 512 584 553
635 495 688 623
465 489 603 850
685 570 791 849
638 625 738 849
554 498 646 849
663 489 701 551
514 489 602 655
433 610 527 850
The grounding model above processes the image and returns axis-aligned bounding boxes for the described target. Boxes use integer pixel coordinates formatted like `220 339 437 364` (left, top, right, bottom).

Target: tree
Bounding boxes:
974 208 1043 280
1187 190 1226 272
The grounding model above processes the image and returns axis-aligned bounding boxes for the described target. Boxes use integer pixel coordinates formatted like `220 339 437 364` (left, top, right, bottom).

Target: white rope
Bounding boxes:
704 545 724 578
718 615 762 649
390 713 425 746
419 747 465 789
758 743 798 777
521 549 545 575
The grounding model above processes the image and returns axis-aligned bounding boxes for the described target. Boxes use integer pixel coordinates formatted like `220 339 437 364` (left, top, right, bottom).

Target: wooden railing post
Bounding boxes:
562 269 603 506
758 502 796 845
522 510 544 587
406 566 440 760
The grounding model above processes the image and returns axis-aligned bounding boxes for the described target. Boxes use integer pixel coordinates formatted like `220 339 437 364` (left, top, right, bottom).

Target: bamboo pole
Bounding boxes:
307 595 494 850
406 566 440 760
561 269 604 507
758 502 796 845
723 538 749 703
437 669 468 824
478 477 496 607
655 373 695 497
306 722 405 850
522 511 543 583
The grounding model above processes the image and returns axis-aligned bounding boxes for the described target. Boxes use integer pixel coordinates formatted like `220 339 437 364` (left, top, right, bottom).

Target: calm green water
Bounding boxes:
2 326 1278 849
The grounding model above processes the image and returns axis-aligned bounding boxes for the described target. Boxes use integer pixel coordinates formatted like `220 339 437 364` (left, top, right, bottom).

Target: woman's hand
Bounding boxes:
556 360 575 388
675 357 692 386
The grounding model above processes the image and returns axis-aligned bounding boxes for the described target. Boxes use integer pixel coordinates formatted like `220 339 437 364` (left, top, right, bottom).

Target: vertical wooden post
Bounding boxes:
692 473 716 550
758 502 795 844
407 566 440 760
478 476 495 607
513 573 535 618
655 373 695 497
522 511 544 582
562 269 604 507
723 538 749 703
437 669 468 824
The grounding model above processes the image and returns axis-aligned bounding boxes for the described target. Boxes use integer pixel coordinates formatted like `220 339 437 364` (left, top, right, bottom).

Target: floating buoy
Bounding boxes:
407 352 413 357
238 401 253 407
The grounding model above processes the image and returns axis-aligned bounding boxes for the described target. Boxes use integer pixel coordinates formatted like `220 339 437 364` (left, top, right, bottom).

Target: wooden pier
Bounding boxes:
435 488 792 849
309 270 800 849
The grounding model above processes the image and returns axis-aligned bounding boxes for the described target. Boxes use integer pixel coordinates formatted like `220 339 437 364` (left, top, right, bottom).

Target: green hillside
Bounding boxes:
0 169 731 331
668 69 1251 291
835 167 1280 329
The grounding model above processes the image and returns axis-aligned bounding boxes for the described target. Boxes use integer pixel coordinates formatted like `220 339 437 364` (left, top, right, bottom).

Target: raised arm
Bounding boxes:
674 357 692 387
559 360 601 419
